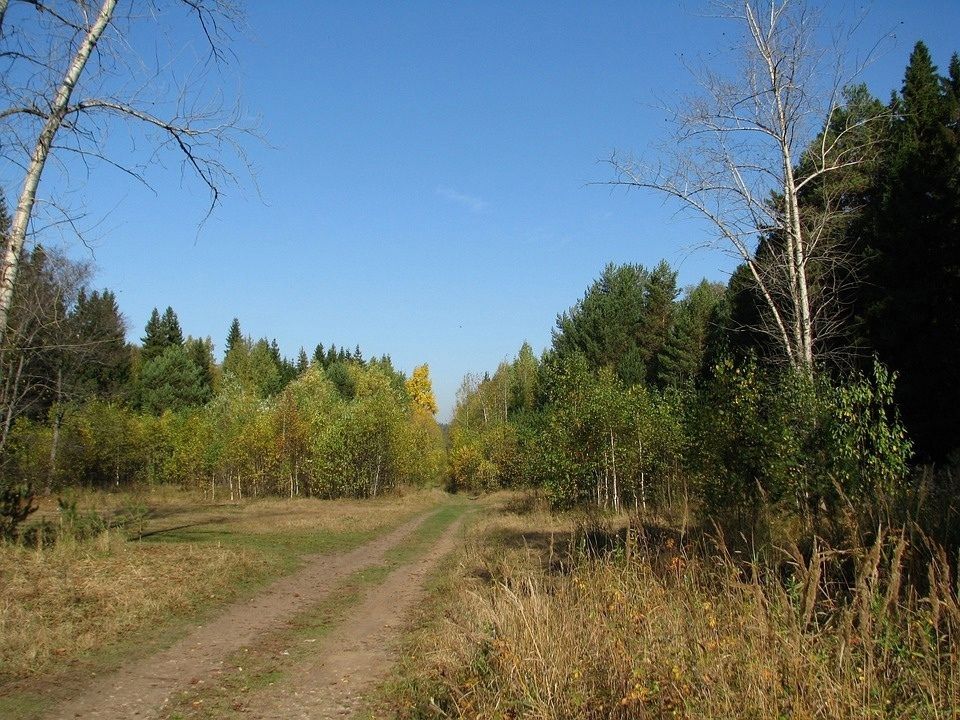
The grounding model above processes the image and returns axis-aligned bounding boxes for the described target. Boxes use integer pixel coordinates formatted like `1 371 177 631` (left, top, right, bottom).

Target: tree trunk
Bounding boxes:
609 429 619 513
48 411 62 494
47 367 64 495
0 351 25 451
0 0 117 345
784 144 813 372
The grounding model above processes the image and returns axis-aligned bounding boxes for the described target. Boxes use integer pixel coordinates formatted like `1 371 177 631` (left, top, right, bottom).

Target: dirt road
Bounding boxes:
243 511 466 719
47 503 467 720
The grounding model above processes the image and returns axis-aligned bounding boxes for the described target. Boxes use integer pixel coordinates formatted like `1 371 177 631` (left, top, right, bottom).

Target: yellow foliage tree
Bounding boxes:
405 364 438 415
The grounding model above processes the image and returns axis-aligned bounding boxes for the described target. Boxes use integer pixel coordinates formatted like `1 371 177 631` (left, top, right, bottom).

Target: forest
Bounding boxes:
418 39 960 718
450 40 960 544
0 1 958 718
0 253 446 530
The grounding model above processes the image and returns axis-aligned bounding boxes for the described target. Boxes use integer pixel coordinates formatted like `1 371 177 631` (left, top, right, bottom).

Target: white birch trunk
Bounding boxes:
0 0 118 345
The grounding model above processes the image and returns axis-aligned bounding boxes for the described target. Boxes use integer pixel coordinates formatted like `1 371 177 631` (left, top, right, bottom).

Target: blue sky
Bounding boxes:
13 1 960 419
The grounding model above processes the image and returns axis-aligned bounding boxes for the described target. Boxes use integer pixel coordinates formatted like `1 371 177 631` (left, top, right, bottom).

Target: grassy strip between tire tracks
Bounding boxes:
160 500 471 720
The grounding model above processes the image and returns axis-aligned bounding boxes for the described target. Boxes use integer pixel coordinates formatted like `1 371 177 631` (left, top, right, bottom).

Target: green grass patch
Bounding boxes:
142 525 382 576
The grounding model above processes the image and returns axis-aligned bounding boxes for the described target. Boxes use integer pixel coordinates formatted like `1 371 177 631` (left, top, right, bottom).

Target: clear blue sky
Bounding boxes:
22 1 960 419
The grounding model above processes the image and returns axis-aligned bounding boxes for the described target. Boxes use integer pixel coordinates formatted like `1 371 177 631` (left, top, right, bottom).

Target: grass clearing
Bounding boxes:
375 490 960 719
0 486 445 715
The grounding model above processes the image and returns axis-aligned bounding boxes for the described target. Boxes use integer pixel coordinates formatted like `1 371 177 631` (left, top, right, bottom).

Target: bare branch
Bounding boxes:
604 0 885 371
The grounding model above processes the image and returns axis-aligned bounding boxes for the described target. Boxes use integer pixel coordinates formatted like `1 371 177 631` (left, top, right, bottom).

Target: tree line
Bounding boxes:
0 230 444 537
451 40 959 549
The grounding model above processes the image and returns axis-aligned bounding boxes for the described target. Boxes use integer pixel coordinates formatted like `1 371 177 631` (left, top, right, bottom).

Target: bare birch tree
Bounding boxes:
0 0 251 345
608 0 886 370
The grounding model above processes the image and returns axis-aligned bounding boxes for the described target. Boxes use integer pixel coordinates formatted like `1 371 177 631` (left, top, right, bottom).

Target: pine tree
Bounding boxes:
312 343 325 367
642 261 678 385
657 281 725 387
297 348 309 374
553 262 678 387
135 344 210 414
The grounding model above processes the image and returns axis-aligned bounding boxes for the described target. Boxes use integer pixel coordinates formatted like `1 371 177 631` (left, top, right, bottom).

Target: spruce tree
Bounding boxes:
225 318 243 356
860 41 960 460
141 308 165 362
161 306 184 347
185 336 215 397
70 289 130 397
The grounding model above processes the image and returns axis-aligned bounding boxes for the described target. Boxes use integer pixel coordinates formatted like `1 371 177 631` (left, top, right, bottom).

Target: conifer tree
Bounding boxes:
135 344 210 414
269 338 282 366
225 318 243 356
860 41 960 460
553 262 677 388
297 348 309 374
142 306 183 362
161 306 184 347
185 336 216 397
69 289 130 398
657 281 725 388
141 308 165 362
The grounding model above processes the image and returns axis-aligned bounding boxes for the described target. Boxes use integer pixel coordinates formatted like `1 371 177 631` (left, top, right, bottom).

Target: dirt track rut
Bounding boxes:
48 509 441 720
244 512 466 719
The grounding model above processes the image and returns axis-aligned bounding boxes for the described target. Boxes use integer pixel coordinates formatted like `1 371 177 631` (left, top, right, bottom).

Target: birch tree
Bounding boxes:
0 0 250 345
608 0 886 370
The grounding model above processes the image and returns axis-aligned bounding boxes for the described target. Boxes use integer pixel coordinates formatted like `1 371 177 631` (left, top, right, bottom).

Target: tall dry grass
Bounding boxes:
386 497 960 719
0 486 445 685
0 532 266 683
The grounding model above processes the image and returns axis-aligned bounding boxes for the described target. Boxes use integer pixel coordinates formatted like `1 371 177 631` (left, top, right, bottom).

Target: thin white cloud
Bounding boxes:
436 186 488 213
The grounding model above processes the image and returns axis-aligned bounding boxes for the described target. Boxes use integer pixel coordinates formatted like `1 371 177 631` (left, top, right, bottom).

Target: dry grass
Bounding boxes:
0 485 444 687
0 532 265 683
382 492 960 719
221 487 446 537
